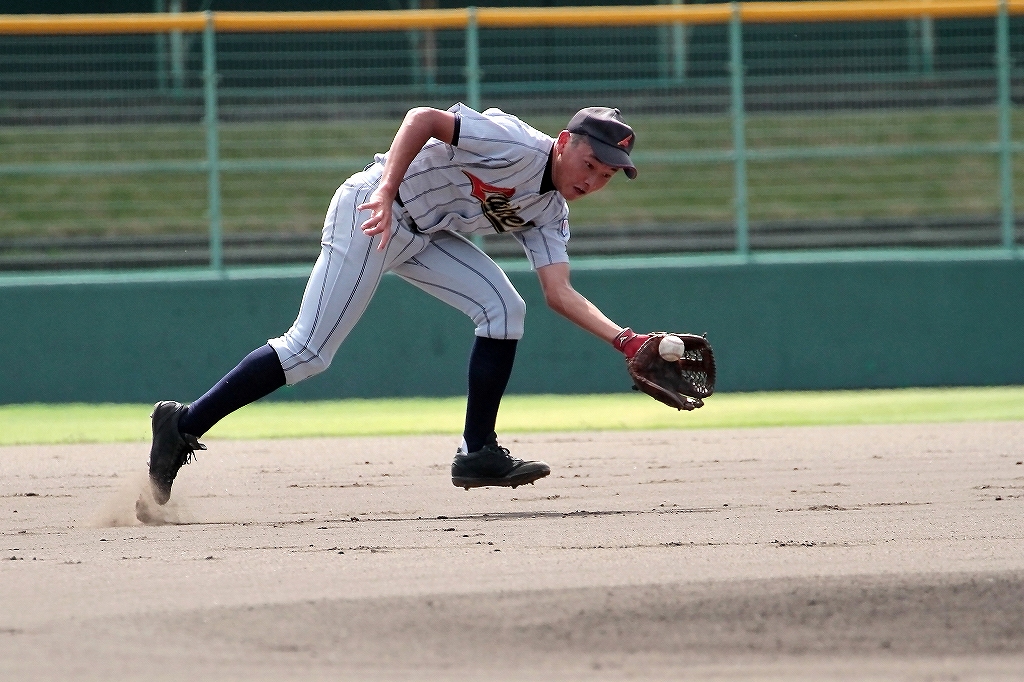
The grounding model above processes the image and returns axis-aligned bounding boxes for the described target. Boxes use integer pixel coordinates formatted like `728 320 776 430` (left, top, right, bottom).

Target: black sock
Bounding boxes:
178 344 286 438
463 337 518 453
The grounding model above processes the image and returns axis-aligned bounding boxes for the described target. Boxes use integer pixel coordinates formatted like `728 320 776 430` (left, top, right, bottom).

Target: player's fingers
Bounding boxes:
357 197 383 219
357 193 385 214
360 210 386 235
376 226 392 251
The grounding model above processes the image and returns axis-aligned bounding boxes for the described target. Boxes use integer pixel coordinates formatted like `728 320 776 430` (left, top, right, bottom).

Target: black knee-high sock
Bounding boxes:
178 344 286 438
463 336 518 453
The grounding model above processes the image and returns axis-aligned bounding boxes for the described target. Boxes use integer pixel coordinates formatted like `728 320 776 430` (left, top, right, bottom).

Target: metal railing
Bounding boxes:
1 1 1022 271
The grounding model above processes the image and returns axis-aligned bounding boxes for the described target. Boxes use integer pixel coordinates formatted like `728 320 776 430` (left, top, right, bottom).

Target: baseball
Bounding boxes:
658 335 686 362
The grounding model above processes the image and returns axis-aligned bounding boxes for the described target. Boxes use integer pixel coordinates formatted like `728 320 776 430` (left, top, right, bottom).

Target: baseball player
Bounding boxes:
147 103 654 505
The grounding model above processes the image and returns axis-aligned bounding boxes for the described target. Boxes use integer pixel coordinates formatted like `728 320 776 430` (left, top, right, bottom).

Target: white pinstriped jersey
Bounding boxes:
270 106 566 381
374 103 572 270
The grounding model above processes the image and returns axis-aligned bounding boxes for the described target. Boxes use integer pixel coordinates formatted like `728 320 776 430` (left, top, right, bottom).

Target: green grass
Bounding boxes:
1 386 1022 446
3 109 1024 238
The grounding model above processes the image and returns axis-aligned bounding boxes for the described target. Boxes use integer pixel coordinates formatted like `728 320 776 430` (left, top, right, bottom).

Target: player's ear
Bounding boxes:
554 130 571 154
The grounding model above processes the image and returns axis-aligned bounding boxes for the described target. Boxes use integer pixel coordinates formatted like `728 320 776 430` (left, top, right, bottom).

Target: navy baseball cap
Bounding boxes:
567 106 637 179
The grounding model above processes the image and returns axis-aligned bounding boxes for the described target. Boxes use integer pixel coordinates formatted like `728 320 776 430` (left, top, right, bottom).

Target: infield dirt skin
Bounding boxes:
2 422 1023 681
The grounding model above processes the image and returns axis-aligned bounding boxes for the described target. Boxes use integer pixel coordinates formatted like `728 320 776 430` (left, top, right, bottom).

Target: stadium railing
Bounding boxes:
1 1 1022 271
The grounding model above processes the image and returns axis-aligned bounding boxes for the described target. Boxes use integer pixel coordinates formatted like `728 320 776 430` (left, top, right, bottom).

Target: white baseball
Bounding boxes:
658 335 685 362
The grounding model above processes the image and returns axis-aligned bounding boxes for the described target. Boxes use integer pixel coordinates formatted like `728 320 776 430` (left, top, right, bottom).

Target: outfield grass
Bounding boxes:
2 108 1019 239
1 386 1021 447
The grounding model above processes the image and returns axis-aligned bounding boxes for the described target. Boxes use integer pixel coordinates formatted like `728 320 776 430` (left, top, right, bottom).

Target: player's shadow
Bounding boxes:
379 506 724 523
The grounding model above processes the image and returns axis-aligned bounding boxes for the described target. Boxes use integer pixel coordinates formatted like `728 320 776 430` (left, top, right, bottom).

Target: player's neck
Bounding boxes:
540 145 556 194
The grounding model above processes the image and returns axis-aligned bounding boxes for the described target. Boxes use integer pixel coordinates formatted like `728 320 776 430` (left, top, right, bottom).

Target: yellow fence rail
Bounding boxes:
4 0 1024 35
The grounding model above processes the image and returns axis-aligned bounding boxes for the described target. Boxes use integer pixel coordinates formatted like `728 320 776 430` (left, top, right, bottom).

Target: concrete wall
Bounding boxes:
1 253 1021 405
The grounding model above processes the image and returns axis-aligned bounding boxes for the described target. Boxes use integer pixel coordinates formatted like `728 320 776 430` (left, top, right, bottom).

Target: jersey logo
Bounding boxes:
463 171 535 233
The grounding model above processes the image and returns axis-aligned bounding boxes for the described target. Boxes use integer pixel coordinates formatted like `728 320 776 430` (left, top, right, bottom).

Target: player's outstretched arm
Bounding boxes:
536 262 626 346
358 107 456 251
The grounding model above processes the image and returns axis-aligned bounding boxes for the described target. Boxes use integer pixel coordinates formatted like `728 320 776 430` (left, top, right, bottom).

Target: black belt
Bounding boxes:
394 191 419 231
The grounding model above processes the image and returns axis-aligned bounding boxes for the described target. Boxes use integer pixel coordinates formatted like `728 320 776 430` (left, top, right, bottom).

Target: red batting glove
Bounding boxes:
613 327 649 360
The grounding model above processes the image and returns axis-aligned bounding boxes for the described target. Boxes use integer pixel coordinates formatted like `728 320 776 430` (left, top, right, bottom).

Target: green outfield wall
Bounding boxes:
0 252 1021 405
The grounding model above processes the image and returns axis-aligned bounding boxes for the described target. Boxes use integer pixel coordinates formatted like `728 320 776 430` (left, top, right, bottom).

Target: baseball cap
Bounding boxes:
567 106 637 179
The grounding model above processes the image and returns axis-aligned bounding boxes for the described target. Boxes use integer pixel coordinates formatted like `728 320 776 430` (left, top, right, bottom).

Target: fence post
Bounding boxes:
154 0 168 92
672 0 688 83
465 6 481 111
170 0 185 97
203 11 223 271
465 6 485 248
997 0 1015 251
906 17 936 76
729 2 749 256
921 15 935 75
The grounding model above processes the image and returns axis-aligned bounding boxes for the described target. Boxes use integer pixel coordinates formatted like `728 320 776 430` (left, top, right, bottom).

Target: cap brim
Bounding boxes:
588 137 638 179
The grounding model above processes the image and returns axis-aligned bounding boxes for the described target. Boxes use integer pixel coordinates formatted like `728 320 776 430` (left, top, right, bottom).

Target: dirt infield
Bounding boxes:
2 422 1024 681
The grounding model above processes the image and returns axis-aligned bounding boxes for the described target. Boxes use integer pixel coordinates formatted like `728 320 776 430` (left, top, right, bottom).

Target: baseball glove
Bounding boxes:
627 333 716 411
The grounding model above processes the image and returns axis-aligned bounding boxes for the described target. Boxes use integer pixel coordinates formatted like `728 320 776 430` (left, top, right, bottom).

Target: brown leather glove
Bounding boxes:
625 332 716 411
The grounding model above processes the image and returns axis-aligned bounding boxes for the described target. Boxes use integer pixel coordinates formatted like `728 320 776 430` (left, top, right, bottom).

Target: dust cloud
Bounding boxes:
89 471 190 527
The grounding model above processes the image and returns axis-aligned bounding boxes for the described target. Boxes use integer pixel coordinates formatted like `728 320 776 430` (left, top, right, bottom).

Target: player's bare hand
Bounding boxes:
357 192 394 251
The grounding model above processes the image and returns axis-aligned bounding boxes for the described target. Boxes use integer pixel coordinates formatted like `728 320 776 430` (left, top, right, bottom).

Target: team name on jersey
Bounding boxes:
463 171 535 233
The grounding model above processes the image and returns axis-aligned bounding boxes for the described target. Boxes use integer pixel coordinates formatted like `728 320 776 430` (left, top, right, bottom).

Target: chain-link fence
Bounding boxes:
1 3 1022 271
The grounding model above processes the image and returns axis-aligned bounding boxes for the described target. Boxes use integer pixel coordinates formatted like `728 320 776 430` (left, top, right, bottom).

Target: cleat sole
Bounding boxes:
452 469 550 490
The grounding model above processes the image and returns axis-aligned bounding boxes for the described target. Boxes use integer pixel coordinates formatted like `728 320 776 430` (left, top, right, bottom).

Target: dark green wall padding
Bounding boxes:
1 255 1021 405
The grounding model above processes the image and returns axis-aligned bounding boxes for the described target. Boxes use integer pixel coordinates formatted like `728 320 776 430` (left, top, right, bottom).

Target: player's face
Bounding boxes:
552 132 618 202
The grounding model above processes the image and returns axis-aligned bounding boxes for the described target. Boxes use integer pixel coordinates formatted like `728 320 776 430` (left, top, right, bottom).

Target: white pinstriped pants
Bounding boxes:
268 164 527 385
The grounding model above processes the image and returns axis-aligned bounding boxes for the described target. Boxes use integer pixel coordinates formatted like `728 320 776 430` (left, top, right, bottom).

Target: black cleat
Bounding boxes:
451 443 550 490
148 401 205 505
